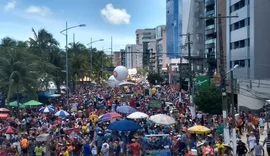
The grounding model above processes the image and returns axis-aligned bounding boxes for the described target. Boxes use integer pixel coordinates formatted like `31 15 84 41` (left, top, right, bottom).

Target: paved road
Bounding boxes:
238 128 268 156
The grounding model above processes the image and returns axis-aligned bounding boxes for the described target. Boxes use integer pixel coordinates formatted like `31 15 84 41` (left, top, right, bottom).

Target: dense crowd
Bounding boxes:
0 83 269 156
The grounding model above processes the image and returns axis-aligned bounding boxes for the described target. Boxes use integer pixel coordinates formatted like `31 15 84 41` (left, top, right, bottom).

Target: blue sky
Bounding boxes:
0 0 190 52
0 0 168 52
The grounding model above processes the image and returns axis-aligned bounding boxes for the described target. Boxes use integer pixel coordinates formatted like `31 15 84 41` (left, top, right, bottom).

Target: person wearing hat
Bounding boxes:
205 134 215 147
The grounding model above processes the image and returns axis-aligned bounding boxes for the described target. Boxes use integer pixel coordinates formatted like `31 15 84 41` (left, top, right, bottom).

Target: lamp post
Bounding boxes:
87 38 104 80
226 64 239 155
101 47 112 81
60 22 86 108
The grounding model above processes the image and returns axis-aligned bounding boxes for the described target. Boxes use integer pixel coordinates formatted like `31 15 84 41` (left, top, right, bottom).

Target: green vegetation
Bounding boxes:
0 28 111 107
194 85 222 114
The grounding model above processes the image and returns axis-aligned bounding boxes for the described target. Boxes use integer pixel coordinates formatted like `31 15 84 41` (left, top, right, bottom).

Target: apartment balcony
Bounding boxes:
205 0 215 6
205 10 215 17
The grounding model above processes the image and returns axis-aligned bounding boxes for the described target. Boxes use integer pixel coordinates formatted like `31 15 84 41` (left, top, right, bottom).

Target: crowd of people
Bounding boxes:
0 83 268 156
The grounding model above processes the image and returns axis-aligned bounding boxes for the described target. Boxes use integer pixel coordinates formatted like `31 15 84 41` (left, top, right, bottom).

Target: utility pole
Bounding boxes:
90 38 93 79
201 14 238 145
111 36 113 66
230 68 236 155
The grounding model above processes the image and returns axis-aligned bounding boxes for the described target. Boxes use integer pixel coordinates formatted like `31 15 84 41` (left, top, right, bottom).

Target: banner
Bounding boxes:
196 76 210 89
145 149 171 156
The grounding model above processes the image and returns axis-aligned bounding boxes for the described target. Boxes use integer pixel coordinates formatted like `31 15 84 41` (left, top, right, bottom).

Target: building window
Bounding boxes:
230 61 233 68
230 38 250 50
230 18 250 31
230 0 247 13
240 60 245 67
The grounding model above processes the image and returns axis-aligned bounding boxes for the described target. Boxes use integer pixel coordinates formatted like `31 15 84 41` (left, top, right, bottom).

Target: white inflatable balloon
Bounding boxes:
107 75 121 88
113 66 128 81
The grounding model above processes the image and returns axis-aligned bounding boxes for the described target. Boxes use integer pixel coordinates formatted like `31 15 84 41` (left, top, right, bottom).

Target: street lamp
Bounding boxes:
87 38 104 80
101 47 112 80
60 22 86 108
226 64 239 155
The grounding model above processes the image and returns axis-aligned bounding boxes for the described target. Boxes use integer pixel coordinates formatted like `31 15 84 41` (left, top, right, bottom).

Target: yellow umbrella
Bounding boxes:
151 88 157 95
89 114 99 123
188 125 211 134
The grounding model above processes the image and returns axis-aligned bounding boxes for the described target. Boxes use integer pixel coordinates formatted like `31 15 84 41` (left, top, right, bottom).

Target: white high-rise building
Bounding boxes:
125 44 143 69
226 0 270 79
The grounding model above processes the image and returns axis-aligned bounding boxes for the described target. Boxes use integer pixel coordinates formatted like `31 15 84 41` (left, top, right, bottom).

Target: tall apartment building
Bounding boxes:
183 0 205 73
156 25 168 70
135 29 156 68
166 0 182 58
125 44 143 69
113 52 121 67
204 0 217 77
148 41 157 72
226 0 270 79
120 49 126 66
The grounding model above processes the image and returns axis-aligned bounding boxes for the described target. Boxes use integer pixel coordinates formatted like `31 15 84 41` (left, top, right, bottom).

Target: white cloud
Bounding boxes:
100 4 131 25
4 0 16 11
25 5 51 17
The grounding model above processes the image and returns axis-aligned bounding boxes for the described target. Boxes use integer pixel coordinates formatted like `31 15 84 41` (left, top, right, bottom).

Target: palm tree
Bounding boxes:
28 28 64 91
0 39 39 117
68 42 88 91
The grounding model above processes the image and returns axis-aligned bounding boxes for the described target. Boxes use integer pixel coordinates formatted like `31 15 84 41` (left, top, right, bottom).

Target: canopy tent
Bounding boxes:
6 101 25 108
23 100 43 106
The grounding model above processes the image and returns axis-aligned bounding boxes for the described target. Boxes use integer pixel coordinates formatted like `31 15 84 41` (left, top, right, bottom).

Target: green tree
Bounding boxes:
0 38 39 117
147 73 163 85
29 28 64 92
194 85 222 114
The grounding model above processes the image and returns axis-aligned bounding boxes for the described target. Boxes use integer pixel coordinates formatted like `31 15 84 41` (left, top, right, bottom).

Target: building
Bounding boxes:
226 0 270 79
166 0 182 58
120 49 126 66
136 29 156 45
113 52 121 67
125 44 143 69
148 41 157 72
204 0 217 77
183 0 205 73
156 25 168 71
136 29 156 68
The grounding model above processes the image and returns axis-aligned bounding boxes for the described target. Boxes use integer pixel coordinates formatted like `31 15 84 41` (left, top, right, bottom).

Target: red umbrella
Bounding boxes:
0 126 17 134
0 108 10 112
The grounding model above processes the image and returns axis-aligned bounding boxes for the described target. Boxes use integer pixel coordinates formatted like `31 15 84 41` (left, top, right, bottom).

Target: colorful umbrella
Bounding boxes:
107 120 142 131
116 105 136 114
98 112 122 122
0 108 10 112
149 114 176 125
0 126 17 134
39 106 54 113
23 100 43 106
54 110 70 117
188 125 211 134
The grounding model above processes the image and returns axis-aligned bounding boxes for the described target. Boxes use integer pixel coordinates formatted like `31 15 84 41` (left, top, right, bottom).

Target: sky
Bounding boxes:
0 0 190 53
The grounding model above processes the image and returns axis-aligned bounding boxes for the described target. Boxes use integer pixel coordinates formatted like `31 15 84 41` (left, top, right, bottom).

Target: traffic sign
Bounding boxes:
103 67 115 71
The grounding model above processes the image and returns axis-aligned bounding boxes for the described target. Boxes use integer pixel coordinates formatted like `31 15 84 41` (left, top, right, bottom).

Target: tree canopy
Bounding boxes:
194 85 222 114
147 73 164 85
0 28 111 105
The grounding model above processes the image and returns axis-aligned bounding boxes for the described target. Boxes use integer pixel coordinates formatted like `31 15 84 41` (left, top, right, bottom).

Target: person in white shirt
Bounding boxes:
259 117 265 135
101 141 110 156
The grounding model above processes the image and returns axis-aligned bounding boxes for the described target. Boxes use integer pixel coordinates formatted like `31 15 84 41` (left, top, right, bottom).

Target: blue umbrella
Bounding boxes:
54 110 70 117
39 106 54 113
116 105 136 115
107 120 142 131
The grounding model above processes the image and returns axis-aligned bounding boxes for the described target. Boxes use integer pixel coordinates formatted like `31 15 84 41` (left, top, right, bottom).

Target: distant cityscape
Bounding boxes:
112 0 270 112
